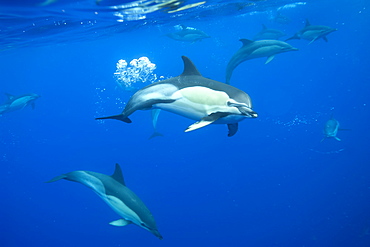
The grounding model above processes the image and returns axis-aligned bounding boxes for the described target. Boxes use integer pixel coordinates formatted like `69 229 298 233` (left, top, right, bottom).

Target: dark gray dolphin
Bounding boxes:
286 19 337 44
46 164 163 240
0 93 40 115
225 39 298 84
253 24 286 40
165 25 210 43
96 56 257 137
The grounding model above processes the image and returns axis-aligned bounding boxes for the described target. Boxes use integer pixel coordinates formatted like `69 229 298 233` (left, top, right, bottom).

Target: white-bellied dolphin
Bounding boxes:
321 114 342 142
96 56 257 137
165 25 210 43
286 19 337 44
225 39 298 84
253 24 286 40
0 93 40 115
46 164 163 239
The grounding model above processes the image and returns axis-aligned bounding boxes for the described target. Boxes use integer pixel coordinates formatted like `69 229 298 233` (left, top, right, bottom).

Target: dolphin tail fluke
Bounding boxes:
45 174 67 183
149 131 164 140
285 34 299 42
95 114 132 123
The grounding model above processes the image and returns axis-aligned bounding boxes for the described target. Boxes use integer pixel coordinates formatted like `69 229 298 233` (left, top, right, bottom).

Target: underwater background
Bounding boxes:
0 0 369 246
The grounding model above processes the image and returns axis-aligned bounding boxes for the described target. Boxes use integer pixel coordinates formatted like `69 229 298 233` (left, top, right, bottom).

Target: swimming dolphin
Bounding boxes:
321 114 342 142
46 163 163 239
225 39 298 84
285 19 337 44
0 93 40 115
253 24 286 40
96 56 257 137
165 25 210 43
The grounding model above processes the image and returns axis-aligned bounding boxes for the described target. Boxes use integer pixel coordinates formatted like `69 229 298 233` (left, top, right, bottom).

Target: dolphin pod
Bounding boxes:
96 56 257 137
225 39 298 84
46 164 163 239
0 93 40 115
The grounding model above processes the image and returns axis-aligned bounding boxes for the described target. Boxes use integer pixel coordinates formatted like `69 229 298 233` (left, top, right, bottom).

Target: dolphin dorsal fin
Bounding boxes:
5 93 15 100
111 163 125 186
239 39 254 47
305 19 311 27
180 56 202 76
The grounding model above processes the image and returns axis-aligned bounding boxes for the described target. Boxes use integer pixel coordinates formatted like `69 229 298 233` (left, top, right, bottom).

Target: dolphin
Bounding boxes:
165 25 210 43
285 19 337 44
96 56 257 137
321 114 343 142
46 163 163 239
225 39 298 84
0 93 40 115
253 24 286 40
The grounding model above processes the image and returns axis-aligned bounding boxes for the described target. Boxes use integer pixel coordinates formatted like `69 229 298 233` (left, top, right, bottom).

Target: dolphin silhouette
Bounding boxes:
286 19 337 44
225 39 298 84
165 25 210 43
0 93 40 115
46 164 163 239
96 56 257 137
321 114 347 142
253 24 286 40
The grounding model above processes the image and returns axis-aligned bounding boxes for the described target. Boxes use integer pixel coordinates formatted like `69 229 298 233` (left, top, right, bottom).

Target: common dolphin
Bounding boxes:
286 19 337 44
225 39 298 84
0 93 40 115
46 164 163 239
253 24 286 40
96 56 257 137
165 25 210 43
321 114 342 142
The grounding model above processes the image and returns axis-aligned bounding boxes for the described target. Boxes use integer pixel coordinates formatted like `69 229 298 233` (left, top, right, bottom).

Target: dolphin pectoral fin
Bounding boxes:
320 137 326 142
31 102 36 110
323 36 328 42
109 218 131 227
334 137 341 141
265 55 275 64
185 119 213 132
185 112 228 132
45 174 67 183
227 123 238 137
95 114 132 123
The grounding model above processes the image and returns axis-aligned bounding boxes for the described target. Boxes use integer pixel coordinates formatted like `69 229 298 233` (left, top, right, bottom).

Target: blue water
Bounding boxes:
1 0 369 246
